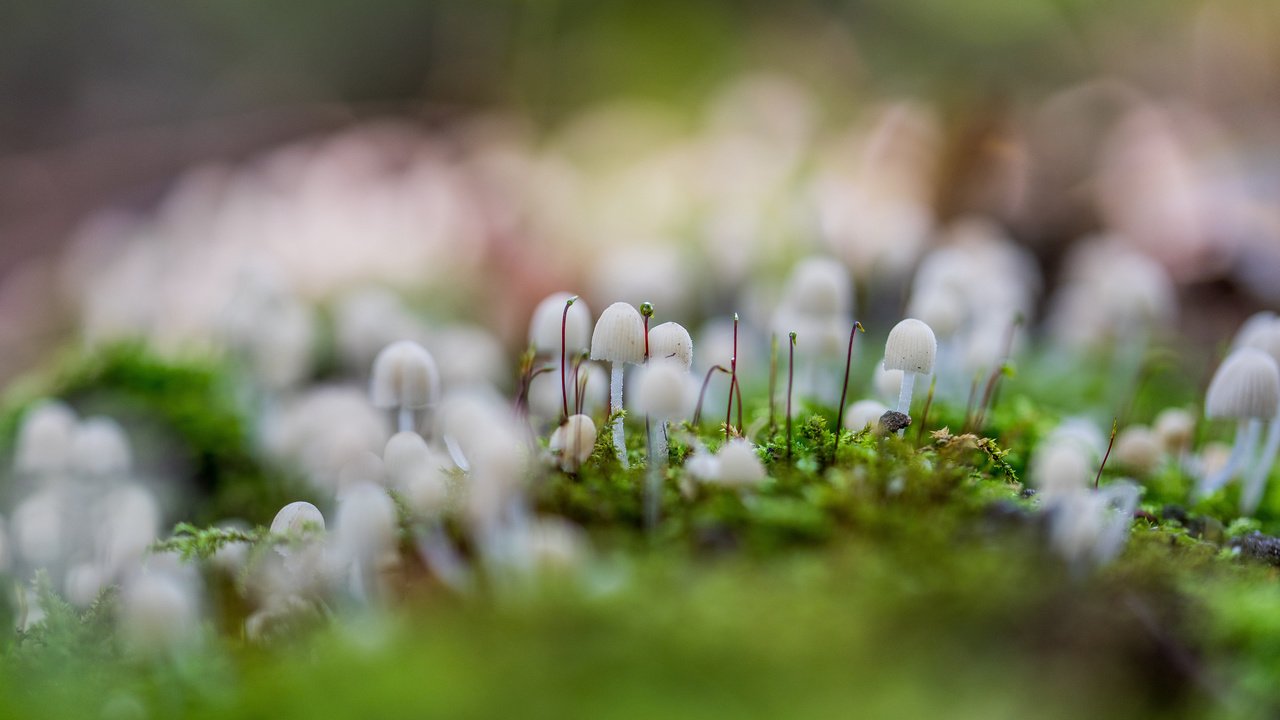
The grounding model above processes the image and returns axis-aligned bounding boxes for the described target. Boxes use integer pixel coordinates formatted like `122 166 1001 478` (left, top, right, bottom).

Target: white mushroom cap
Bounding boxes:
844 399 889 431
270 501 326 535
874 366 904 402
1153 408 1195 453
65 562 109 608
119 570 198 654
383 432 431 484
334 482 398 561
549 414 597 473
369 340 441 410
1233 311 1278 351
1237 317 1280 366
883 318 937 374
15 400 78 475
70 417 132 478
780 257 852 317
905 285 965 338
648 322 694 371
337 451 387 492
1030 441 1092 501
714 440 768 488
529 292 593 355
1205 348 1280 420
631 360 695 419
1113 425 1162 477
589 302 646 365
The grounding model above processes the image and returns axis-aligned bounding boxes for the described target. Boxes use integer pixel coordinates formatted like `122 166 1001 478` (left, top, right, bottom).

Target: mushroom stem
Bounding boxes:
1201 418 1261 496
397 407 415 434
1242 416 1280 515
610 363 628 468
645 416 668 530
896 370 918 437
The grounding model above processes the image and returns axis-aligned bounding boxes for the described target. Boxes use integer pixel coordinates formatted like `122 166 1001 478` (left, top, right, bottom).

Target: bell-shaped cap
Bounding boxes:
71 417 132 478
883 318 937 374
631 360 694 419
529 292 593 355
270 501 326 535
781 257 853 317
648 322 693 371
589 302 646 365
370 340 441 410
549 414 597 473
15 400 78 475
334 482 397 560
1205 348 1280 420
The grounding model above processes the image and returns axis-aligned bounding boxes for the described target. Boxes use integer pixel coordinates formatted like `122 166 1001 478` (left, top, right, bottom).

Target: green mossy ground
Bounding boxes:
1 345 1279 719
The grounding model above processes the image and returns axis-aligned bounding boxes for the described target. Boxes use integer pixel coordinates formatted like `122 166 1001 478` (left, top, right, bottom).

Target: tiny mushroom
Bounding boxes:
549 414 598 473
883 318 937 434
590 302 646 467
370 340 441 434
1198 347 1280 503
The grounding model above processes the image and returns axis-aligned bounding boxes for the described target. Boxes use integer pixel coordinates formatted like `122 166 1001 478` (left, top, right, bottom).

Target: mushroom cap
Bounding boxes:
549 414 598 472
383 432 431 482
370 340 441 410
844 399 889 431
781 256 853 317
589 302 646 365
905 285 965 338
1114 425 1162 477
874 366 904 402
15 400 78 475
70 417 132 478
1238 317 1280 366
337 450 387 491
529 292 593 355
1030 441 1092 501
270 501 326 535
1205 348 1280 420
335 482 397 559
648 322 694 371
1153 408 1195 452
631 360 694 419
715 440 768 488
119 570 197 654
883 318 937 374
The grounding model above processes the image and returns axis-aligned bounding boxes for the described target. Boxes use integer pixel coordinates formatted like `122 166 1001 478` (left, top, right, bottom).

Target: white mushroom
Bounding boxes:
1198 348 1280 504
883 318 937 435
589 302 646 467
370 340 441 434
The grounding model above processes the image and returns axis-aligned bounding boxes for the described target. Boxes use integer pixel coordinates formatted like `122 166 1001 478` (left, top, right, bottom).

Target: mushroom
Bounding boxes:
1237 318 1280 515
1197 347 1280 501
632 360 695 527
549 414 597 473
647 322 694 370
70 416 132 479
589 302 646 467
370 340 441 434
844 399 889 432
883 318 937 436
529 292 592 421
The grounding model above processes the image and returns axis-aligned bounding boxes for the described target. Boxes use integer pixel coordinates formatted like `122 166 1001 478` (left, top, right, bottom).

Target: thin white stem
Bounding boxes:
645 417 668 531
896 370 916 437
611 364 628 468
397 407 415 434
1200 419 1258 497
1242 417 1280 515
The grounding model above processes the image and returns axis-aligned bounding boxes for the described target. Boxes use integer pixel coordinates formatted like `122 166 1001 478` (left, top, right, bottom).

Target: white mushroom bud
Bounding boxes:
590 302 647 467
714 440 768 488
632 360 695 421
648 321 694 371
119 570 198 655
874 366 904 403
883 318 937 431
844 399 889 432
334 482 398 564
70 417 132 478
1153 408 1195 454
549 414 597 473
780 257 853 317
1113 425 1162 477
383 432 430 484
370 340 441 433
529 292 593 355
1031 441 1093 504
14 401 78 476
1199 347 1280 501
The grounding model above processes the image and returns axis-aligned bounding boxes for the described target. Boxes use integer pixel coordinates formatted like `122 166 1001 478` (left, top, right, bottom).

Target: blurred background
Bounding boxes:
3 0 1280 382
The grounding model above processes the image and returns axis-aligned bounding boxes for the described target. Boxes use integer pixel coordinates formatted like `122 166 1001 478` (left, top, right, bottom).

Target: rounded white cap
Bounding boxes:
781 257 852 317
631 360 694 419
589 302 646 365
883 318 937 374
1030 441 1092 501
1205 348 1280 420
383 432 430 484
334 482 397 560
70 417 132 478
15 401 78 475
370 340 441 410
549 414 597 472
1114 425 1162 477
337 450 387 491
270 501 326 535
844 399 889 431
715 440 767 488
648 322 693 371
1153 408 1195 452
529 292 593 355
120 570 198 654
